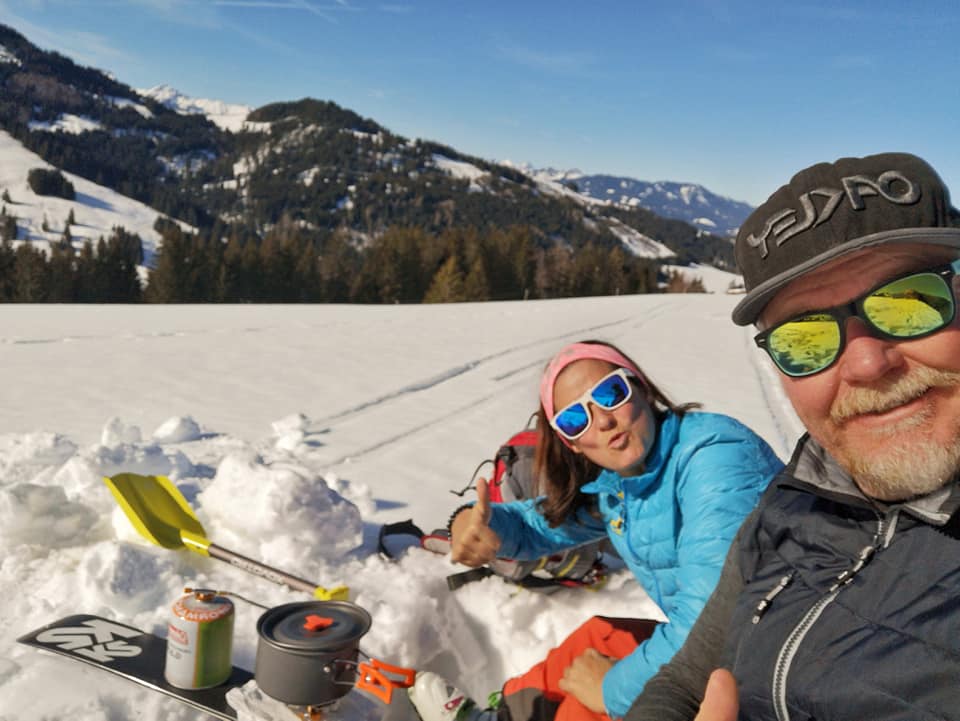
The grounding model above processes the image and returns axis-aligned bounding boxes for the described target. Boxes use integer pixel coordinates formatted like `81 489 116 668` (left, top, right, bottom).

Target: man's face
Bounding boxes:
760 243 960 501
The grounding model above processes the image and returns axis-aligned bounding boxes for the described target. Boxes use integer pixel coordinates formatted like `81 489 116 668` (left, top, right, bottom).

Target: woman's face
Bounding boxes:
552 358 655 475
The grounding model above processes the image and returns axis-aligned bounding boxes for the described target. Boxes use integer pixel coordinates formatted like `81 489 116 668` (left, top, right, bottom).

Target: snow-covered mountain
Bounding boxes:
131 88 750 245
516 165 753 238
137 84 253 133
133 85 747 248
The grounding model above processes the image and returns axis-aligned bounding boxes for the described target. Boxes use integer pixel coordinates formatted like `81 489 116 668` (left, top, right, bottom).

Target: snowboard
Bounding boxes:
17 614 254 720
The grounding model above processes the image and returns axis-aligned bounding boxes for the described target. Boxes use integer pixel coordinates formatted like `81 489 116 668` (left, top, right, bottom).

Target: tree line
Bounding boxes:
146 221 660 302
0 226 142 302
0 221 668 303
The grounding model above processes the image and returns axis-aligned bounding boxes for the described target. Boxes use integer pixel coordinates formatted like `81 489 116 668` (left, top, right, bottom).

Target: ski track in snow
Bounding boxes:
311 314 637 426
0 326 276 345
320 386 515 467
308 308 680 466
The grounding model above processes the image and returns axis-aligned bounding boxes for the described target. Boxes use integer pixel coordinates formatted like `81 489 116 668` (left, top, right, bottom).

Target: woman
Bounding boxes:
409 340 783 721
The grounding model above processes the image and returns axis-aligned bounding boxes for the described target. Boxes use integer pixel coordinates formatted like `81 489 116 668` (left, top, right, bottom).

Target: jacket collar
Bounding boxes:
784 435 960 526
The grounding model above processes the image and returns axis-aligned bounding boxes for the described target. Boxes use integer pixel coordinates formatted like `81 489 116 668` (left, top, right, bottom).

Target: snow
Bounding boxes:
431 154 487 182
138 84 253 133
0 295 804 720
298 167 321 187
105 96 154 119
0 44 21 66
662 263 742 294
606 217 676 260
0 130 191 264
28 113 104 134
679 186 703 206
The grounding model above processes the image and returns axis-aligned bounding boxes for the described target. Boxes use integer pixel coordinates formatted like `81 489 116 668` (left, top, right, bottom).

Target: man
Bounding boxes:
627 152 960 721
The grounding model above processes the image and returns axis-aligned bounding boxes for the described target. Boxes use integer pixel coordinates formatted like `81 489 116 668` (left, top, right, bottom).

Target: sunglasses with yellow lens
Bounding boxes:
755 261 960 378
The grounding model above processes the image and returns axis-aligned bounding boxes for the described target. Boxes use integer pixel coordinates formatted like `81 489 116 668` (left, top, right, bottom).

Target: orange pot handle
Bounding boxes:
355 659 417 704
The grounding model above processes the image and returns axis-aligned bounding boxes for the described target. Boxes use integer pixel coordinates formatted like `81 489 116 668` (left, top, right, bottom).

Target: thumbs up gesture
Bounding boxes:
694 670 739 721
449 477 502 566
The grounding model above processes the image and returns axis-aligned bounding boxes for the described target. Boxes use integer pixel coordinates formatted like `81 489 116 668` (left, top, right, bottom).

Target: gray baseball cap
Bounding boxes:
732 152 960 326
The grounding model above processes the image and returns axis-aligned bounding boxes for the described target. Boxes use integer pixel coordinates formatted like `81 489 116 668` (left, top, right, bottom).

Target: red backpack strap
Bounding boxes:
488 454 507 503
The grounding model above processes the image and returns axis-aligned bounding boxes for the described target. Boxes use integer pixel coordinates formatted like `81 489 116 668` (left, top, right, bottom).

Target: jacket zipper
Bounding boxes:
752 573 794 624
769 514 889 721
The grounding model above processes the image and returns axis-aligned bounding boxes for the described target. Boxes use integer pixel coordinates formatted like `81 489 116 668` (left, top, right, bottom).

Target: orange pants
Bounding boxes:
500 616 657 721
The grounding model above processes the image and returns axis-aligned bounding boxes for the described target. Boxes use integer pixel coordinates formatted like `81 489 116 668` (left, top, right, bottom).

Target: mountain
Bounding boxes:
522 167 753 238
0 22 742 303
132 88 750 244
138 84 252 133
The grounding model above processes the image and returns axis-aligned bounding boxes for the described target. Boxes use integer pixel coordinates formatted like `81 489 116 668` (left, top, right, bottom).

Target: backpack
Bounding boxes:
378 417 609 591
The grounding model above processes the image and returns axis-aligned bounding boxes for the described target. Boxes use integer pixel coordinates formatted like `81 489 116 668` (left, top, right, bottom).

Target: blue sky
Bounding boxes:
1 1 958 206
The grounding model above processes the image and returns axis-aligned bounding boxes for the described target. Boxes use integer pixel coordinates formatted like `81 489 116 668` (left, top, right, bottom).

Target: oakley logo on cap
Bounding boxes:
744 170 921 259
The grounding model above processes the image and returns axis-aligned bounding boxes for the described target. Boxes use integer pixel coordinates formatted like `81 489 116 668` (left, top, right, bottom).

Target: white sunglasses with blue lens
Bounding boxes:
549 368 636 441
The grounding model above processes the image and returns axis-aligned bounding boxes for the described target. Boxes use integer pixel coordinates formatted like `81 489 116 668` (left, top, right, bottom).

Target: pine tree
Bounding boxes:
533 247 553 299
184 232 221 302
14 243 49 302
423 255 466 303
259 233 297 302
294 240 322 302
352 226 430 303
319 230 357 302
0 239 16 301
1 215 16 242
145 225 190 302
604 246 629 296
47 243 77 302
570 243 608 297
462 255 489 301
486 226 535 300
550 246 577 298
218 236 247 302
103 227 144 302
94 237 112 300
240 236 262 301
74 241 99 302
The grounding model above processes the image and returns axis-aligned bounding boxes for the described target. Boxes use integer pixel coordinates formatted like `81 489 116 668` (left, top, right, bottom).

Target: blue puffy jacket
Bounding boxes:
487 411 783 718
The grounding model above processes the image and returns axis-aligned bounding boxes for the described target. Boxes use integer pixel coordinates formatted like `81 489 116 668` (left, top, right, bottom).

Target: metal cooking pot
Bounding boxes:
255 600 372 706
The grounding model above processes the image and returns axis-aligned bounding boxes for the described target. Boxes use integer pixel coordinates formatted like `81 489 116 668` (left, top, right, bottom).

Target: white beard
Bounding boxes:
830 366 960 501
844 431 960 501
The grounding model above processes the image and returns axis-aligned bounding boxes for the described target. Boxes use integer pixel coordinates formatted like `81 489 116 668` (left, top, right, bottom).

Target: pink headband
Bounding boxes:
539 342 645 420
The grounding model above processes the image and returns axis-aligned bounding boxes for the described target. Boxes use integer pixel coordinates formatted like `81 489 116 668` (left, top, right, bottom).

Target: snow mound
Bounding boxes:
153 415 203 444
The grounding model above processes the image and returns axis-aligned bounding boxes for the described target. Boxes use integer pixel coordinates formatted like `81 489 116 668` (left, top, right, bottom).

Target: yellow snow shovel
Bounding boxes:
104 472 349 601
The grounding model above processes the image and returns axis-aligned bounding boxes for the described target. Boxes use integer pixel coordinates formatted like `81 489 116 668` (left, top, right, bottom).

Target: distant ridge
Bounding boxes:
519 166 753 238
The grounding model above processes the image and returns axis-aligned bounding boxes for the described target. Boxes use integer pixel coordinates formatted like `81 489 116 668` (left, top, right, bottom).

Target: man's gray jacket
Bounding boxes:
627 433 960 721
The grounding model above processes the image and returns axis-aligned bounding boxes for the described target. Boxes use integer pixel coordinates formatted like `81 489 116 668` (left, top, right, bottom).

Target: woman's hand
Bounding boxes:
450 477 502 566
557 648 613 714
693 669 739 721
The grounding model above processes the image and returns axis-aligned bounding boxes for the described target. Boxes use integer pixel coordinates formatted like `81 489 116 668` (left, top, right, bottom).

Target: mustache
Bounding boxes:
831 366 960 423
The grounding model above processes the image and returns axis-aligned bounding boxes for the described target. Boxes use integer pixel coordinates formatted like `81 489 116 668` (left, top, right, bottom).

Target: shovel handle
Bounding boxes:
207 543 349 601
